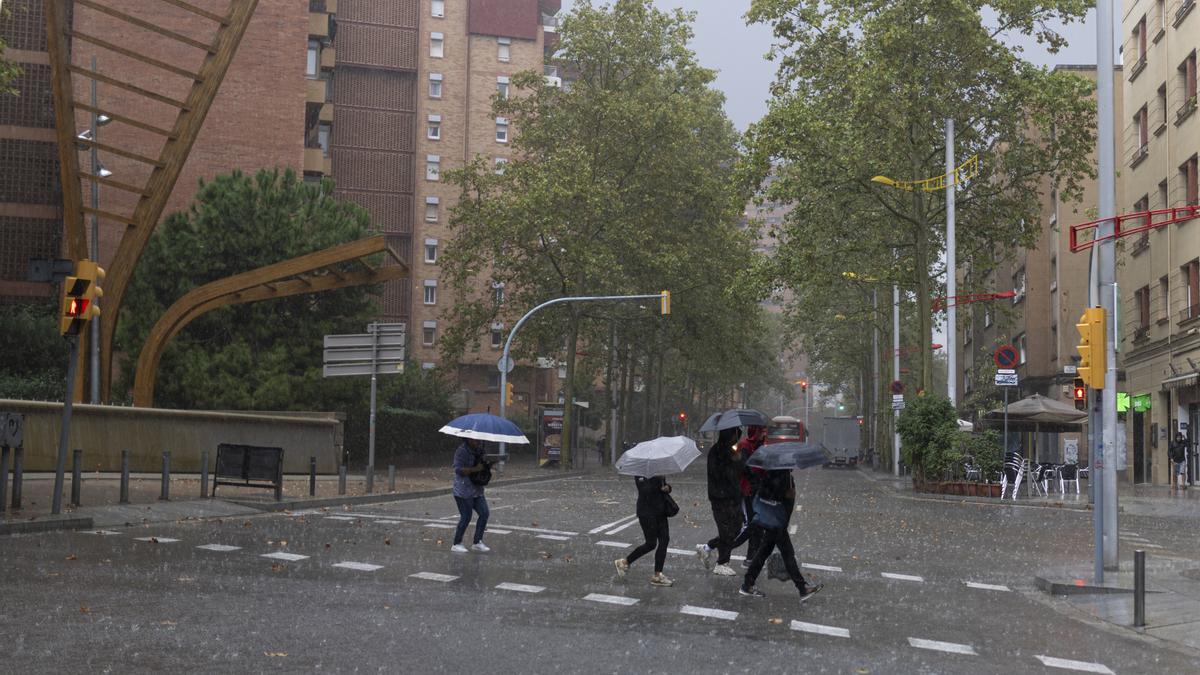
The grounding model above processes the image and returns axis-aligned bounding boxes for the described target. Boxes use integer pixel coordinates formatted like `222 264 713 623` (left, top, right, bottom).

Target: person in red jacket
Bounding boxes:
731 425 767 566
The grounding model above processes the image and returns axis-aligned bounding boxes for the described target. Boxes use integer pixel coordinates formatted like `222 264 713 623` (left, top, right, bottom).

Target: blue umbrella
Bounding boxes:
439 413 530 444
746 442 829 470
698 412 722 433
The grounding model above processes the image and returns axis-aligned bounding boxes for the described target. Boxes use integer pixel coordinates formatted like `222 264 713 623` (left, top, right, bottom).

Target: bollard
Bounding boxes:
11 446 23 509
200 449 209 498
0 445 9 515
388 464 395 492
160 451 171 501
119 450 130 504
1134 549 1146 628
338 465 346 495
70 449 83 507
365 464 374 494
309 457 317 496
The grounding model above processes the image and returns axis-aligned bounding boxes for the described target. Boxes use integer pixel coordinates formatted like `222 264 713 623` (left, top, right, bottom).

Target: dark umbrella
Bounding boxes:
746 442 829 470
698 412 723 433
713 408 770 431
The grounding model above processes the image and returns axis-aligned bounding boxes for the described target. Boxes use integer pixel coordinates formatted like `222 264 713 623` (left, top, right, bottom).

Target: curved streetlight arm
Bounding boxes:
499 293 665 458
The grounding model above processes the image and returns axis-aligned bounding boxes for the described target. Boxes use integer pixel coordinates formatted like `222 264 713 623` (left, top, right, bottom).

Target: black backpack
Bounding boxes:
469 459 493 486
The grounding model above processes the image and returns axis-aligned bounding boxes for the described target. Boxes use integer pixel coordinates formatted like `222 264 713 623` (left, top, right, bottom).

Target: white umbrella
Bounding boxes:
615 436 701 477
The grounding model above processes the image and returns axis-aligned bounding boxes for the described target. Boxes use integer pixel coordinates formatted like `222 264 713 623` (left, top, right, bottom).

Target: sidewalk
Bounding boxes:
0 454 586 534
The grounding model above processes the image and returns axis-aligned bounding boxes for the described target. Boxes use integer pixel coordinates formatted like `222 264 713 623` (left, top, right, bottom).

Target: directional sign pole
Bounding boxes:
367 322 379 492
1003 385 1009 467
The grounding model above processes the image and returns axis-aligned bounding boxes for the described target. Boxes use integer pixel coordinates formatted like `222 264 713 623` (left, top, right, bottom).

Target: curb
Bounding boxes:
226 469 590 513
855 467 1101 511
0 515 94 536
1034 575 1138 596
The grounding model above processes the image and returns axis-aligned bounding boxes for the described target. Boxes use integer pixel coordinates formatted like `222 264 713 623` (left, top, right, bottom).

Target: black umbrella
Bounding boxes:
712 408 769 431
746 442 829 470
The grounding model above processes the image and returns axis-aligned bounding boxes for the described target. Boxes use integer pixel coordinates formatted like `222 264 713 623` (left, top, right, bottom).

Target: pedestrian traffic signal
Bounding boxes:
660 290 671 315
1075 307 1106 389
798 379 808 394
678 411 686 423
58 259 104 336
1073 378 1087 411
505 381 514 407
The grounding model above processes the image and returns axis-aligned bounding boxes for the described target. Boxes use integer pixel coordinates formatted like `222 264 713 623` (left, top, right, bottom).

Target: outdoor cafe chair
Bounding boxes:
1058 463 1080 494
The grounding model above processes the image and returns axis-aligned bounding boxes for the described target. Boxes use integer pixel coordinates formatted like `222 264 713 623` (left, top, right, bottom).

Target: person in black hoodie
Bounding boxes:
614 474 675 586
739 468 823 603
696 427 744 576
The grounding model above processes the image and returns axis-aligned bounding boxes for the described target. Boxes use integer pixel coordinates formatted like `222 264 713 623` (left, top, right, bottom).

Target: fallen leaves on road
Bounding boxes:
264 652 287 658
271 563 285 573
539 551 552 559
176 576 196 583
384 538 392 546
242 521 253 528
768 618 783 625
324 543 331 550
79 606 90 614
160 620 177 626
148 537 159 544
65 553 77 561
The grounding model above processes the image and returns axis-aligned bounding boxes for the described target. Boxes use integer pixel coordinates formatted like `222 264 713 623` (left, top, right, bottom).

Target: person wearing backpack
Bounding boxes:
614 474 677 587
1169 432 1188 494
451 438 492 553
739 468 823 604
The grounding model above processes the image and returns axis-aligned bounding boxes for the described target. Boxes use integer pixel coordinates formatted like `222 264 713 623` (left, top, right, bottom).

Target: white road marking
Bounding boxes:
261 552 309 562
536 534 571 541
375 520 402 525
488 529 512 535
410 571 457 582
196 544 241 552
1034 655 1114 674
334 562 383 572
324 516 356 521
376 515 577 536
882 572 925 582
590 513 637 534
680 605 738 621
423 523 456 529
667 547 697 556
584 593 639 606
595 541 631 548
606 518 641 535
496 582 545 593
787 524 798 535
1132 543 1164 549
529 498 550 504
964 581 1011 592
82 530 121 536
802 563 843 573
133 537 179 543
908 637 977 655
288 509 324 516
490 504 517 511
790 620 850 638
730 555 746 562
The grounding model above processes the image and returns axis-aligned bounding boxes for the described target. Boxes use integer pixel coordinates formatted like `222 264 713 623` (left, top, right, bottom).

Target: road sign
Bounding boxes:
890 380 904 395
1063 365 1078 374
1 413 23 446
995 370 1018 387
324 333 406 349
891 394 905 410
497 355 515 373
323 361 407 378
367 322 407 334
994 345 1018 369
323 347 407 363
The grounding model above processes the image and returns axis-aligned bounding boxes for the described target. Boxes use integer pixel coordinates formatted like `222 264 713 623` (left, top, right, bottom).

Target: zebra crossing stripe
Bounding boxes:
536 534 571 541
589 514 637 534
882 572 925 582
680 605 738 621
333 562 383 572
410 571 457 582
584 593 639 606
596 541 631 548
496 582 545 593
1034 655 1114 674
196 544 240 552
666 547 697 556
424 523 456 529
908 637 977 655
802 563 842 573
83 530 121 536
324 516 356 521
134 537 180 543
790 620 850 638
261 552 309 562
964 581 1011 592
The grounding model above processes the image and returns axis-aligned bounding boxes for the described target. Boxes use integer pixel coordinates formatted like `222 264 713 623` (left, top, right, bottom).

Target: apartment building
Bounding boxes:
959 66 1122 468
1117 0 1200 485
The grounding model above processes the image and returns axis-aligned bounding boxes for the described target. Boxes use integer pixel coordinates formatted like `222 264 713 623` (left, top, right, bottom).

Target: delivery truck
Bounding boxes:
822 417 862 468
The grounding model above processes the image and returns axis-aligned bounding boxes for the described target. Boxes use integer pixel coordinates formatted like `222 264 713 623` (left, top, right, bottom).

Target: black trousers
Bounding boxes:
744 525 806 592
728 495 762 560
627 515 669 573
705 499 744 564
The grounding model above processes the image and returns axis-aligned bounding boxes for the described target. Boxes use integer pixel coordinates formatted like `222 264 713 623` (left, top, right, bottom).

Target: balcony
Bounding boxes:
1129 55 1147 81
1179 304 1200 325
1176 96 1197 126
1130 143 1149 168
306 78 327 104
320 46 336 70
304 148 331 175
1176 0 1195 27
541 14 559 32
1132 325 1150 343
309 12 329 38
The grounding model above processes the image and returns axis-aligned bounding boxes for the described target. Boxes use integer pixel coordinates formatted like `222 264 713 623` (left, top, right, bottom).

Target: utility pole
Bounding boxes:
893 280 902 477
945 118 957 408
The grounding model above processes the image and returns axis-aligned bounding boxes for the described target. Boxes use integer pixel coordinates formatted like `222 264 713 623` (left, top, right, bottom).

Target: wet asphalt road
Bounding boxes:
2 465 1197 674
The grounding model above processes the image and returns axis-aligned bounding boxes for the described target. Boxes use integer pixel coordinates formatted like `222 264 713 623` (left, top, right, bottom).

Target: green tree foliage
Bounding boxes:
0 302 69 400
116 169 379 410
0 5 23 96
442 0 780 458
897 393 958 482
743 0 1097 397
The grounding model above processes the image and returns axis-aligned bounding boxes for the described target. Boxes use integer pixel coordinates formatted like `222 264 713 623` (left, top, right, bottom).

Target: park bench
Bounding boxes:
212 444 284 501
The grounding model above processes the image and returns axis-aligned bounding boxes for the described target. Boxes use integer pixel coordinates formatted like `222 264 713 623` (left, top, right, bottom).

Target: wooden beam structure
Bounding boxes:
132 236 408 407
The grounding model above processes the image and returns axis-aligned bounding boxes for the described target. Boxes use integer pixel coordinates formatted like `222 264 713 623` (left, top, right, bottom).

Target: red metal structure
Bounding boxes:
932 291 1016 311
1069 205 1200 252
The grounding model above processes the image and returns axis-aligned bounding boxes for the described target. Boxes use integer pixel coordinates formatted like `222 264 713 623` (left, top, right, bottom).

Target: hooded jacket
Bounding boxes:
707 435 743 501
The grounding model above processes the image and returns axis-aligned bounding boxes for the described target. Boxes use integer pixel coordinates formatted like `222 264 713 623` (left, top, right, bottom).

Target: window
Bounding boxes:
430 32 444 58
1136 285 1152 329
422 320 437 346
429 73 443 98
1159 178 1170 208
1161 275 1171 323
1158 83 1169 131
487 372 501 389
1179 52 1197 122
491 324 503 349
1157 0 1167 35
1184 260 1200 319
427 114 441 140
1182 155 1199 204
497 76 509 99
494 157 508 174
318 122 331 157
1134 195 1151 239
498 37 511 62
1016 334 1027 365
307 39 320 78
424 197 439 223
492 282 505 305
1135 105 1149 158
426 154 440 181
1136 16 1147 63
431 0 444 18
423 279 438 305
984 307 993 328
424 238 438 263
1013 268 1026 303
1050 324 1058 362
495 117 508 143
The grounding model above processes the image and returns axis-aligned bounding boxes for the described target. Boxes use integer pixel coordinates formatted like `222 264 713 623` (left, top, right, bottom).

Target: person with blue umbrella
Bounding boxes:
439 413 530 554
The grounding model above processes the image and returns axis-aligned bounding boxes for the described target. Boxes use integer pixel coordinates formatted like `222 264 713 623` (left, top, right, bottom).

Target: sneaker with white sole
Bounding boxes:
739 585 766 598
650 573 674 587
712 563 737 576
799 582 824 603
450 544 469 554
471 542 491 553
613 558 629 578
696 544 714 571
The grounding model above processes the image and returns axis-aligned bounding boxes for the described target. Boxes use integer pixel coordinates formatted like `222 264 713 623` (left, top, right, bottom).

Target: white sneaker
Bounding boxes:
712 564 737 576
450 544 469 554
650 573 674 587
696 544 713 570
614 558 629 578
471 542 491 553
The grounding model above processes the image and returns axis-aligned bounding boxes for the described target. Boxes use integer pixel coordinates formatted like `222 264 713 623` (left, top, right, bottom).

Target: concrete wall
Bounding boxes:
0 400 343 473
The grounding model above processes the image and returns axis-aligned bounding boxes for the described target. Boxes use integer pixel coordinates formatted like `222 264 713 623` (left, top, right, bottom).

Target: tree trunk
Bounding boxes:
910 149 934 395
560 307 581 469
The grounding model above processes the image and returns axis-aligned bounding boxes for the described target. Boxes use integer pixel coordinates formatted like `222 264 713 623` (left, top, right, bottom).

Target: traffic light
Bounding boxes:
1073 378 1087 411
799 379 808 394
660 290 671 315
1076 307 1107 389
59 259 104 336
678 411 687 423
505 381 514 407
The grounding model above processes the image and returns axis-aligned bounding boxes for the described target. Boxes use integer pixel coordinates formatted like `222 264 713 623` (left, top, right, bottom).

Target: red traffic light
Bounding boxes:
678 411 687 422
67 298 89 317
1073 386 1086 401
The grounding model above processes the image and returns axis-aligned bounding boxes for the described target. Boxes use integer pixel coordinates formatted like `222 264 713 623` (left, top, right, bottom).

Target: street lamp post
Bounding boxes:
84 57 112 405
945 118 957 408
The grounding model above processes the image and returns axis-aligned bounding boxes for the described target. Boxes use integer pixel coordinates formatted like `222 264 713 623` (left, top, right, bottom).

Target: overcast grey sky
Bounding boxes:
560 1 1115 131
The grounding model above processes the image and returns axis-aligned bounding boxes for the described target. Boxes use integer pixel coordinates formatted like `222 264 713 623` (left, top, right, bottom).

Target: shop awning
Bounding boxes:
1161 371 1199 390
